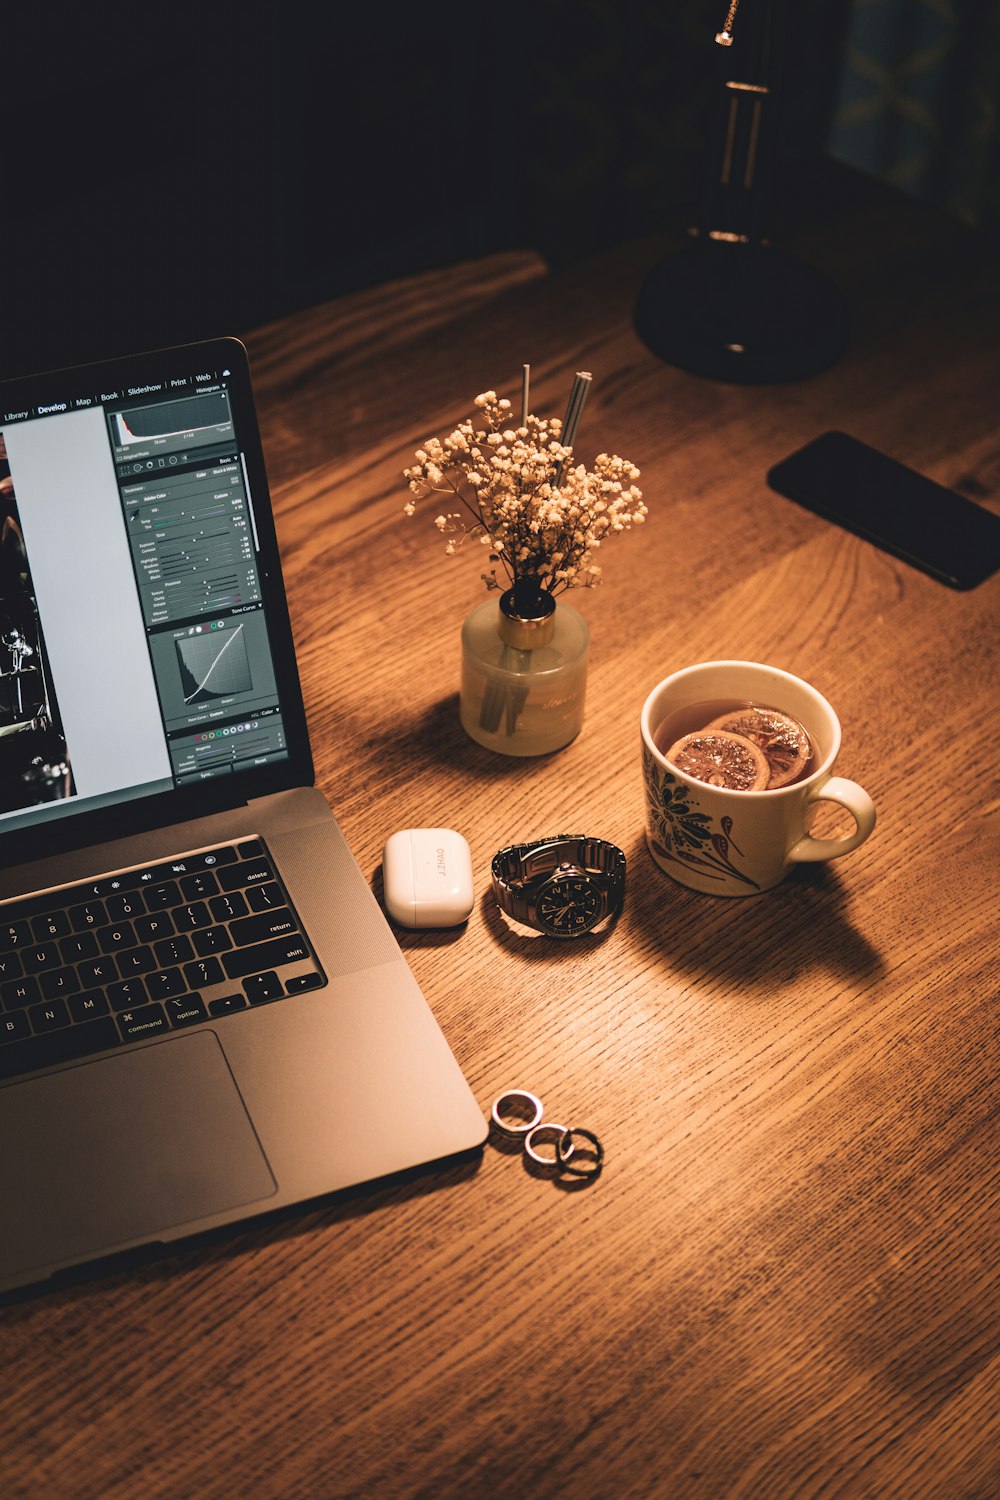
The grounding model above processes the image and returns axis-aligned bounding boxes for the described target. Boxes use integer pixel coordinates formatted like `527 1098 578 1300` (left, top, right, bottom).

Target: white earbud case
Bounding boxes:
382 828 475 928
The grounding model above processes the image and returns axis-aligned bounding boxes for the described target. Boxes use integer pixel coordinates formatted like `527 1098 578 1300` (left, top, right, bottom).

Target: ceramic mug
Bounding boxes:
640 660 876 896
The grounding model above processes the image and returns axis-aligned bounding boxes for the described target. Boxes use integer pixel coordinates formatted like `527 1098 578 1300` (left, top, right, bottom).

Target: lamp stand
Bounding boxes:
634 0 848 384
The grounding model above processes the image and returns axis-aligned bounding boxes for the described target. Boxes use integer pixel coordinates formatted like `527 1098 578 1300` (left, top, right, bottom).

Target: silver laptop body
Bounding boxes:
0 338 486 1294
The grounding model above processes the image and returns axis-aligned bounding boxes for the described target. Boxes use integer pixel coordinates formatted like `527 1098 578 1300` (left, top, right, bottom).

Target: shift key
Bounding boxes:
222 935 310 979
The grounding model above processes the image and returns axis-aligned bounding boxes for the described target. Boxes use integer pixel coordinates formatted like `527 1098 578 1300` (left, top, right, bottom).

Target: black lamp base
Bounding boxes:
634 240 848 384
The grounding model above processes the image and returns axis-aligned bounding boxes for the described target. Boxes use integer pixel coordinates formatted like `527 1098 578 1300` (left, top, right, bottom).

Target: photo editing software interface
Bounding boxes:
0 363 289 833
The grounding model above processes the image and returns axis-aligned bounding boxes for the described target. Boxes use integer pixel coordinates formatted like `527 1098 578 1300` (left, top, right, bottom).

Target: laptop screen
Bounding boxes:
0 338 310 861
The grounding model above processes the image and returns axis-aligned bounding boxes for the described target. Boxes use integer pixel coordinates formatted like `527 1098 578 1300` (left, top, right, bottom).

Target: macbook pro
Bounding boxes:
0 337 487 1294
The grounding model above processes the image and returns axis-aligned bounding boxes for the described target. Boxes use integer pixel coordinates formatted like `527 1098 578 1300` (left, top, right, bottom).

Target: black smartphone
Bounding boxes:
767 430 1000 590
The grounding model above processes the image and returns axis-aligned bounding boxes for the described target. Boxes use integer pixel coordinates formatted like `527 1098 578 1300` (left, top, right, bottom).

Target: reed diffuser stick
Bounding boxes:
554 371 592 485
562 371 592 448
521 364 530 428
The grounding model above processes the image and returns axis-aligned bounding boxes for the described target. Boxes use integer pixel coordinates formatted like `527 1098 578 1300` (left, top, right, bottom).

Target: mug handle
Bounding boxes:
787 776 877 863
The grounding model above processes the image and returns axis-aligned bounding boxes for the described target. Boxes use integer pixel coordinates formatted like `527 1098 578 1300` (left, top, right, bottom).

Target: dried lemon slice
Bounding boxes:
705 705 811 789
666 729 769 791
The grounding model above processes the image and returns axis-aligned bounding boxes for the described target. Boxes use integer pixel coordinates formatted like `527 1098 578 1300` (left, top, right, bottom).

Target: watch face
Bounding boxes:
535 871 604 937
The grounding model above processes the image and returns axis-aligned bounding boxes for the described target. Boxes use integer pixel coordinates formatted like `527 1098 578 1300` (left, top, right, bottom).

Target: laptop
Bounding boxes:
0 336 487 1294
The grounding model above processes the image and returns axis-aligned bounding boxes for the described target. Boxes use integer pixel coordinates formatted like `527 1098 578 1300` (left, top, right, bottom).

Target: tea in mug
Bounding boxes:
654 699 814 791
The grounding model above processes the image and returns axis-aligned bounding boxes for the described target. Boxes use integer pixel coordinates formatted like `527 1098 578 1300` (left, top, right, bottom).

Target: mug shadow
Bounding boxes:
627 830 887 992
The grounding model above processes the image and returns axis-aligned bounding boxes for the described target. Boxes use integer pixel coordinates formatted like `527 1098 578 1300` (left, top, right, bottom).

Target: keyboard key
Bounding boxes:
135 912 175 944
0 1011 31 1043
145 880 181 910
117 945 155 977
153 934 194 967
286 972 324 994
184 957 224 990
146 968 187 1001
78 955 119 988
22 942 60 974
88 872 143 898
244 971 283 1005
135 861 181 885
166 994 207 1028
32 911 71 942
210 891 248 923
61 931 99 964
69 991 110 1022
0 951 24 983
96 922 137 952
1 975 40 1009
223 935 310 980
246 883 283 912
173 902 211 931
218 858 274 892
0 1016 121 1080
117 1005 169 1041
198 846 239 869
237 840 263 860
40 967 81 1001
29 997 71 1033
1 920 31 951
106 891 147 921
242 972 283 1008
209 993 249 1017
108 979 148 1011
180 871 219 901
191 925 233 957
69 900 107 931
230 909 298 946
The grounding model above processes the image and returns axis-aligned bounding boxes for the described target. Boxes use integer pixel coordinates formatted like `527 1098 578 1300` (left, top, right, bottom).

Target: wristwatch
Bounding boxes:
491 836 626 938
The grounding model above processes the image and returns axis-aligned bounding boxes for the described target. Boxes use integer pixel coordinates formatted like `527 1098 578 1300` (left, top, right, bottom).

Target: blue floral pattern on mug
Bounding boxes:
642 743 760 890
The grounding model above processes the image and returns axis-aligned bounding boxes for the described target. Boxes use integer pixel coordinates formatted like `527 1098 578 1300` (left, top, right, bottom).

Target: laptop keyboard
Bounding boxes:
0 838 326 1082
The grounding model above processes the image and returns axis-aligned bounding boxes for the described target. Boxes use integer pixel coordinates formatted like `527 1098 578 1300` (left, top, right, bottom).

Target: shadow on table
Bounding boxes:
627 831 887 992
486 1122 600 1194
367 863 472 951
478 885 623 960
372 693 574 783
473 832 884 989
0 1140 483 1314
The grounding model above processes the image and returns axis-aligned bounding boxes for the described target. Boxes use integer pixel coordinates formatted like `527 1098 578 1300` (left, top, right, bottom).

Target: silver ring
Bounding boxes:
524 1121 571 1168
491 1089 544 1138
557 1126 604 1178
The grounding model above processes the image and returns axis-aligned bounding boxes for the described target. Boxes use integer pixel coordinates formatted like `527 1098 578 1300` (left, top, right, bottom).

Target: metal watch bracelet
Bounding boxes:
491 835 626 927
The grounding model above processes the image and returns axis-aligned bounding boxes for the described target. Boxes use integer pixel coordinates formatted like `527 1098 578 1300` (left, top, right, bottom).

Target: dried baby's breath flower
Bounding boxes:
403 389 645 597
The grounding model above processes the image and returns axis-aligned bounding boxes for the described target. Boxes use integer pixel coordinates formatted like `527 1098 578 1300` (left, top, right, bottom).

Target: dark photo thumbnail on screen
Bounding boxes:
0 434 77 812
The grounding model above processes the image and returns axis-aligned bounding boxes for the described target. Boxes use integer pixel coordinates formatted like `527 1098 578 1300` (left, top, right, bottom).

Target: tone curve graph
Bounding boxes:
177 624 252 705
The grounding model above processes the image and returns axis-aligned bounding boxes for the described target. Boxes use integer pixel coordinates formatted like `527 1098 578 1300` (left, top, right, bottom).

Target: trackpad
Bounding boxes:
0 1032 276 1283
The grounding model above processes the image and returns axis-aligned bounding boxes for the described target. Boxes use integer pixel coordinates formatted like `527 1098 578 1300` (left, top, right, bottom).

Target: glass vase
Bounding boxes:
460 589 589 756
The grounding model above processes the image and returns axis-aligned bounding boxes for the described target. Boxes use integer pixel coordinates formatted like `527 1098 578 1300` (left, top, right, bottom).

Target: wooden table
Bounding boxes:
2 166 998 1498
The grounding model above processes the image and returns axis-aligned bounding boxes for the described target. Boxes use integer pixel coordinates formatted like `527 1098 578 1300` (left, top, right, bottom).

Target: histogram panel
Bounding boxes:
110 392 235 460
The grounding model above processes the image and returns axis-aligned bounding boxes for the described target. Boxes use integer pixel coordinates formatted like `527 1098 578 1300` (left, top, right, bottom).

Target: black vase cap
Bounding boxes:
500 586 556 623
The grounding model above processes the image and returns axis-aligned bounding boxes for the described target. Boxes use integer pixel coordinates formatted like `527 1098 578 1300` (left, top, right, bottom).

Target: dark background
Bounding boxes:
0 1 995 382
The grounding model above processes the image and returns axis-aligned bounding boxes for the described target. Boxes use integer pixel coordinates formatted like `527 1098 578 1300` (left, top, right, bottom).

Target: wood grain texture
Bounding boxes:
1 166 998 1500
